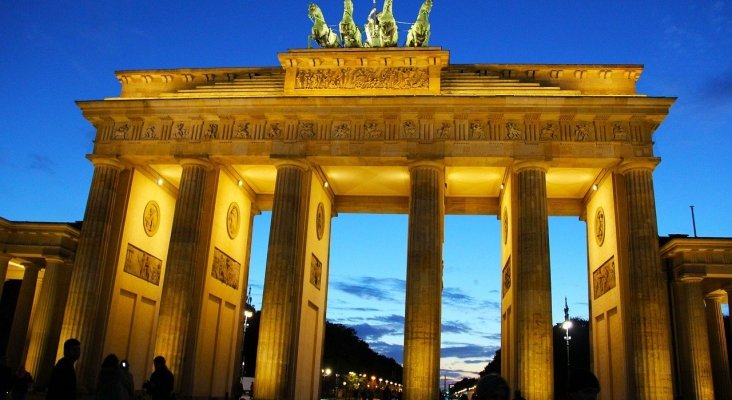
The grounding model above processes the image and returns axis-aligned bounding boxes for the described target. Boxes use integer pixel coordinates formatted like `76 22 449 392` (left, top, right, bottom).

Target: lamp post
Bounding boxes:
562 297 572 386
240 287 255 379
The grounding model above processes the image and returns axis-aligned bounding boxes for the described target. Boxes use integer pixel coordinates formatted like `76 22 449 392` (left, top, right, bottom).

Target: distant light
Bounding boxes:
592 184 598 191
500 184 505 190
157 178 164 186
244 309 253 318
238 180 244 187
562 320 573 330
324 181 329 188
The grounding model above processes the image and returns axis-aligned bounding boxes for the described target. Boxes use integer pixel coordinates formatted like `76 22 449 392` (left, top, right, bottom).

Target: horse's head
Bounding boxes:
343 0 354 15
420 0 433 15
308 3 323 21
383 0 393 13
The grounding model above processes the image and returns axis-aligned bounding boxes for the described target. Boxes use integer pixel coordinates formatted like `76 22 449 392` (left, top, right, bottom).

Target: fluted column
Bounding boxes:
673 277 714 400
154 158 216 394
0 255 11 300
254 162 310 400
513 162 553 400
705 293 732 399
6 262 40 369
403 162 444 400
619 161 674 399
58 158 124 390
25 257 73 389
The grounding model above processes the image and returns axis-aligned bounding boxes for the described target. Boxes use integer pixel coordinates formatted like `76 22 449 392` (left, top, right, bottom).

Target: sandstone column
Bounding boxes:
619 161 674 399
154 158 216 394
512 162 553 400
5 262 40 369
0 255 10 300
58 157 125 391
25 257 74 389
254 162 310 400
705 293 732 399
403 162 444 400
672 277 714 400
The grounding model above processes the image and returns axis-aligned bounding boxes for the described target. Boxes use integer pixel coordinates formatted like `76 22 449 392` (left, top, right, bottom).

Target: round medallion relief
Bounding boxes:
227 202 240 240
502 208 509 244
316 202 325 240
595 207 606 246
143 201 160 237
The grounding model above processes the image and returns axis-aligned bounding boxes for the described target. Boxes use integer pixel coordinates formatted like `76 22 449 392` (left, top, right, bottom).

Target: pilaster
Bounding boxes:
6 262 40 369
403 162 444 400
254 161 311 400
25 257 73 389
58 157 125 392
619 161 674 399
672 277 714 400
154 158 217 395
705 293 732 399
512 162 553 400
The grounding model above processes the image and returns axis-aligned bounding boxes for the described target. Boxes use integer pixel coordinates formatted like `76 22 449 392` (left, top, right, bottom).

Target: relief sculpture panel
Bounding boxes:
295 67 429 90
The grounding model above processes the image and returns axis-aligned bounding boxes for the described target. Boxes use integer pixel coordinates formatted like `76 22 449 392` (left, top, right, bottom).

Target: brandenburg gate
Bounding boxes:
55 46 678 399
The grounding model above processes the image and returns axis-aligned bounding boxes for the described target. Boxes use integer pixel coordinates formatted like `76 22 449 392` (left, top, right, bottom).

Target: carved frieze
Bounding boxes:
212 248 240 289
143 124 159 140
363 120 384 139
595 207 606 246
402 120 419 139
436 121 452 139
469 121 485 139
612 122 627 140
310 254 323 290
267 122 283 139
540 123 558 140
298 121 316 139
502 258 511 298
203 122 219 139
113 123 130 140
172 122 191 139
332 121 351 139
574 122 593 141
506 122 522 140
295 67 429 90
234 121 252 138
593 257 616 300
124 244 162 286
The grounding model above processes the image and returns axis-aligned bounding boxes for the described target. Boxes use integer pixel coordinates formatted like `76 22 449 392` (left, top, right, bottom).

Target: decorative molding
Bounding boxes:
124 244 162 285
593 257 616 299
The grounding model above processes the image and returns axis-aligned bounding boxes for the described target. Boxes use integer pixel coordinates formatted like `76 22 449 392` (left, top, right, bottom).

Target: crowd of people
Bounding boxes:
2 338 598 400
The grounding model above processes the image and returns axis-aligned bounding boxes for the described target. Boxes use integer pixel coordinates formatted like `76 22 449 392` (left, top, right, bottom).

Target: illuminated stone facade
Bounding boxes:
1 47 728 399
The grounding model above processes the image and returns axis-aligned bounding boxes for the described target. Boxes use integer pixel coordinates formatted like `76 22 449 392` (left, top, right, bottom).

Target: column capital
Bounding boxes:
273 158 310 171
705 291 726 302
177 156 215 171
513 159 549 173
616 158 660 174
87 156 125 170
408 160 444 173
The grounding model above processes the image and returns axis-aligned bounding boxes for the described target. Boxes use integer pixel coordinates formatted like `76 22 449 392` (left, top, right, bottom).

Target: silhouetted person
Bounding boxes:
512 389 526 400
143 356 173 400
11 366 33 400
566 369 600 400
473 374 509 400
119 360 134 399
47 338 81 400
96 354 128 400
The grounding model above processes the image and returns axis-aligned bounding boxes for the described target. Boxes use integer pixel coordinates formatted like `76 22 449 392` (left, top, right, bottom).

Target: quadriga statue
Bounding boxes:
308 3 340 48
340 0 363 47
406 0 432 47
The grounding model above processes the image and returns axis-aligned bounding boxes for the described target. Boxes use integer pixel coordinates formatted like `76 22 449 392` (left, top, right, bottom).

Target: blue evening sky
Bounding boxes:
1 0 730 381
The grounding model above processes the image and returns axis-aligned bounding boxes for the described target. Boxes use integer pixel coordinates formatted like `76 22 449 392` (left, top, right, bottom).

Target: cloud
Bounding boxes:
28 154 56 173
440 344 499 359
441 321 472 334
330 276 406 302
370 341 404 363
351 324 397 341
443 287 476 306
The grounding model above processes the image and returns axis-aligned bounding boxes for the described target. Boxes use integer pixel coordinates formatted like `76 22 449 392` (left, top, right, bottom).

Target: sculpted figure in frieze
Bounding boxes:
469 121 484 139
612 123 627 140
506 122 522 140
406 0 432 47
340 0 363 47
298 121 317 139
308 3 340 48
540 123 558 140
574 122 591 141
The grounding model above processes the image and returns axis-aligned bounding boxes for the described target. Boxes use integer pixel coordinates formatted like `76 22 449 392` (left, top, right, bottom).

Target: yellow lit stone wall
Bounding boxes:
192 170 255 398
585 175 627 400
104 170 175 387
294 171 333 400
499 174 517 393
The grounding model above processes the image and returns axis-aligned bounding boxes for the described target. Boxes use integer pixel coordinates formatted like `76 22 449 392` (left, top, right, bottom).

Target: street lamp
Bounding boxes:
240 287 255 379
562 297 572 385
